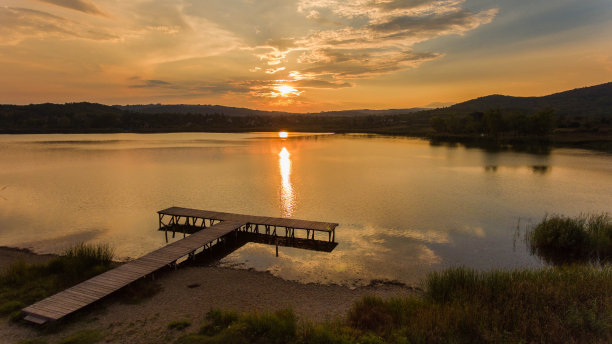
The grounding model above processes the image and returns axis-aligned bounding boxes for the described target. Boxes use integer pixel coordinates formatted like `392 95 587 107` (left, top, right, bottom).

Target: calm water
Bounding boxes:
1 133 611 286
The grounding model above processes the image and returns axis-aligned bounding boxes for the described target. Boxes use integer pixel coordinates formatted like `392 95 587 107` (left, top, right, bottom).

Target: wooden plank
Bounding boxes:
33 300 85 314
158 207 338 233
23 304 66 318
68 286 108 298
27 300 77 313
62 290 99 303
23 306 64 319
23 220 246 324
24 314 49 324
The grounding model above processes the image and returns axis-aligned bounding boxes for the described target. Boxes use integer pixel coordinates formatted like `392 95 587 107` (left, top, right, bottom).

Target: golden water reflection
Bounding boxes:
278 147 295 217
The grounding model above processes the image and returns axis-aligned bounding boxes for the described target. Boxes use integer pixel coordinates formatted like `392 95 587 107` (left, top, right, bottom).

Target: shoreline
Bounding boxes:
0 246 418 344
2 130 610 154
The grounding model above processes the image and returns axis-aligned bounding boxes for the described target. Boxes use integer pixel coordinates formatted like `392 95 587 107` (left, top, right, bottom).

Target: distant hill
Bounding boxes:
310 108 427 117
437 82 612 117
116 104 290 117
116 104 427 117
117 83 612 119
0 81 610 140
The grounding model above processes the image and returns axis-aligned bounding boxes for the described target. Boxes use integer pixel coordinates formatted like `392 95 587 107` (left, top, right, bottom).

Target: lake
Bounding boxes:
1 133 611 286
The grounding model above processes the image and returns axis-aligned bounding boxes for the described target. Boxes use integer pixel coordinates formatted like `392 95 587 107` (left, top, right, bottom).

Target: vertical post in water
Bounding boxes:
275 237 279 257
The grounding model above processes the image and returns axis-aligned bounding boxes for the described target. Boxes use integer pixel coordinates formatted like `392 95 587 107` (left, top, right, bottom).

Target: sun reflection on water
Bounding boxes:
279 147 294 217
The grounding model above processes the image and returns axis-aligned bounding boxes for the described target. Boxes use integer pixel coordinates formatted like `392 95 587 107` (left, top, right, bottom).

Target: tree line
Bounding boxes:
429 108 557 137
0 102 425 134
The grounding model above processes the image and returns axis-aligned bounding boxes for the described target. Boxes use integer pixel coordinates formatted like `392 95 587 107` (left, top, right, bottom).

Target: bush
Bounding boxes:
177 309 296 344
199 309 239 336
168 320 192 330
56 329 103 344
0 243 114 319
176 266 612 343
527 213 612 264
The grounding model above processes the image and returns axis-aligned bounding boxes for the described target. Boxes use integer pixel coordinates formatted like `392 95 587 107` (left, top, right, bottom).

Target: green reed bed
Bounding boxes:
527 213 612 264
0 243 114 321
177 266 612 344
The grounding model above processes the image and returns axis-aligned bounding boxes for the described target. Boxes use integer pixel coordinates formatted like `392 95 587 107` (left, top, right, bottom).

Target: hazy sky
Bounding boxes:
1 0 611 112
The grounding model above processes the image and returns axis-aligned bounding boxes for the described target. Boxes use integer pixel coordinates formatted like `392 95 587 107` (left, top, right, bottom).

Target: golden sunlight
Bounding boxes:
274 85 299 97
278 147 294 217
279 131 289 139
279 147 290 158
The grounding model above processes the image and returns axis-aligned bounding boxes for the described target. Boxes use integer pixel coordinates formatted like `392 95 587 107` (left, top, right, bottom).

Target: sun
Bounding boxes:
274 85 299 97
279 131 289 138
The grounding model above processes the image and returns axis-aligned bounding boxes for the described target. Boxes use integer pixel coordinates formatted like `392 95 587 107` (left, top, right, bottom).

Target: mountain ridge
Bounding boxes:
439 82 612 117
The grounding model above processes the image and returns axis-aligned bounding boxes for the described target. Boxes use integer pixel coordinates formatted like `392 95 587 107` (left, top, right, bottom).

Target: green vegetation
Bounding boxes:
16 339 48 344
177 266 612 343
429 108 557 137
527 213 612 264
176 309 297 344
0 243 114 320
168 320 192 331
56 329 103 344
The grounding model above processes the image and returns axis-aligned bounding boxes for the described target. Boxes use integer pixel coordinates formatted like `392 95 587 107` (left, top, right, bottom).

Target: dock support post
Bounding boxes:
275 238 279 257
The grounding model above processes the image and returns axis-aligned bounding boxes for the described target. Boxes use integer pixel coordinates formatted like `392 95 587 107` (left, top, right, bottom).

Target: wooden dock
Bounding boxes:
22 221 245 324
158 207 338 242
22 207 339 324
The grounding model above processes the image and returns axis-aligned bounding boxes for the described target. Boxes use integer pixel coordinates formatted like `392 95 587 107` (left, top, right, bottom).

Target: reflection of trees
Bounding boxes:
484 165 498 172
531 165 550 174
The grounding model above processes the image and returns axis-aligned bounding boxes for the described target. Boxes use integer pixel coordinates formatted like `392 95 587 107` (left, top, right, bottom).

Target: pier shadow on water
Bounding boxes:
163 227 338 267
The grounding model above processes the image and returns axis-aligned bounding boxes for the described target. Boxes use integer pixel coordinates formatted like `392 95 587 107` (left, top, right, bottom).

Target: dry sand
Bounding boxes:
0 247 418 344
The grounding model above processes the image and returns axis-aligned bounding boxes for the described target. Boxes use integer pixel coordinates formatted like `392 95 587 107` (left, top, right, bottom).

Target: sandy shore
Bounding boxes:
0 246 57 272
0 247 418 344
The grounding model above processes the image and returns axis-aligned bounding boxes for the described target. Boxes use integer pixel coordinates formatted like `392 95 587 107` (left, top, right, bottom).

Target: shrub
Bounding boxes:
177 309 296 344
0 243 114 319
527 213 612 264
240 308 297 344
176 266 612 344
168 319 192 330
56 329 103 344
199 309 239 336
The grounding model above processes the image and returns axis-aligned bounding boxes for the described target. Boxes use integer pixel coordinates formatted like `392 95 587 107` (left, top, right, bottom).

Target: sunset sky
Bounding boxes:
1 0 611 112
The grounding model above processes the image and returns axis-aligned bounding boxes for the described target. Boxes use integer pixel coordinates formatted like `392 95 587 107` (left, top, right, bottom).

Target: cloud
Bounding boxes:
127 76 254 97
35 0 107 16
247 0 498 86
0 0 501 109
300 50 440 78
368 9 498 36
294 79 352 89
0 7 117 45
128 79 173 88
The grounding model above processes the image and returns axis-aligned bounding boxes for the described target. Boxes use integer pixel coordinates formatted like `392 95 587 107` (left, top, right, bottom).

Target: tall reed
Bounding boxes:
526 213 612 264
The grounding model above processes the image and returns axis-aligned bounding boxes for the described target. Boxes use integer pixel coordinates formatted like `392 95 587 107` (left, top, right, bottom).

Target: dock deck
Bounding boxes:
22 207 339 324
158 207 338 242
22 221 245 324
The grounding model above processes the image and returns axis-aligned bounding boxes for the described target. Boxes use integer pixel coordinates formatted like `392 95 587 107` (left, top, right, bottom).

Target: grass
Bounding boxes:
168 319 192 331
176 266 612 344
56 329 103 344
0 243 114 320
176 308 297 344
16 340 48 344
527 213 612 264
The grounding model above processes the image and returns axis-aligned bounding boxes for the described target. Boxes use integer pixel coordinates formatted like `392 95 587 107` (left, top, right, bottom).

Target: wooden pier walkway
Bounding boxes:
158 207 338 242
22 220 245 324
22 207 339 324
